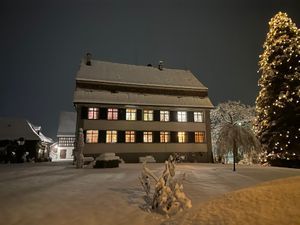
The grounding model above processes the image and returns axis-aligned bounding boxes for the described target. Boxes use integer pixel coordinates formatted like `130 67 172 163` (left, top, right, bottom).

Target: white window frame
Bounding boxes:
143 131 153 143
106 130 117 143
178 132 186 143
177 111 187 122
143 110 153 121
88 107 99 120
195 131 205 143
194 112 204 122
160 131 170 143
126 109 136 120
160 110 170 122
107 108 118 120
125 131 135 143
86 130 98 143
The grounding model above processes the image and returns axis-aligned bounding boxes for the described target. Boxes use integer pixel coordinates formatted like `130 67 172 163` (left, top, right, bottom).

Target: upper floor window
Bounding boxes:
143 110 153 121
177 111 187 122
160 131 170 143
178 132 187 143
194 112 204 122
126 109 136 120
58 137 75 147
195 131 205 143
86 130 98 143
125 131 135 143
160 111 170 122
88 107 99 119
106 130 117 143
143 131 153 143
108 108 118 120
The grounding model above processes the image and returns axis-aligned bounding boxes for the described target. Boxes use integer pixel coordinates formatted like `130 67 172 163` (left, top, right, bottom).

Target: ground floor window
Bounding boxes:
195 131 205 143
86 130 98 143
160 131 170 143
125 131 135 143
178 132 187 143
143 131 153 143
106 131 117 143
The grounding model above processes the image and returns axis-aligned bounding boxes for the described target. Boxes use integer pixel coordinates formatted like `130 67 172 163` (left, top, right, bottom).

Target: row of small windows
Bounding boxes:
85 130 205 144
83 107 204 123
58 137 76 147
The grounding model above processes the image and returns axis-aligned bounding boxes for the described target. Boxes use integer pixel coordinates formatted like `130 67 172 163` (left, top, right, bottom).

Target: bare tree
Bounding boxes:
211 101 261 171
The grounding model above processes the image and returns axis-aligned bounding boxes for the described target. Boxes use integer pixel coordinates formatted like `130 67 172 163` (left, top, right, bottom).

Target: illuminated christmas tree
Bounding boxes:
255 12 300 165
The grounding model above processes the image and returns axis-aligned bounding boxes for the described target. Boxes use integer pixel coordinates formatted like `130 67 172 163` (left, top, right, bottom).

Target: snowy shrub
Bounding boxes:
93 153 120 168
139 156 192 215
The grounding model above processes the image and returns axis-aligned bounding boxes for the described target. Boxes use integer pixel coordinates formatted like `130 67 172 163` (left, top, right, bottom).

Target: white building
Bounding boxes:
52 112 76 161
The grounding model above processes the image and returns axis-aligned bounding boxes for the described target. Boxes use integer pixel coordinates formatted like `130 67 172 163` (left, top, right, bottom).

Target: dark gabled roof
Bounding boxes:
0 117 53 143
57 112 76 137
75 59 208 91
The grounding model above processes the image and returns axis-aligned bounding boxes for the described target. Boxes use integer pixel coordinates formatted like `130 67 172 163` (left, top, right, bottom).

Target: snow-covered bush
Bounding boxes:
139 155 156 163
139 156 192 215
94 153 120 168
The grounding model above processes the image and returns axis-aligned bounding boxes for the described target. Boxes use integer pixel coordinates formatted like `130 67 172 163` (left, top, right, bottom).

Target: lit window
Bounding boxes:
160 131 170 143
143 110 153 121
143 131 153 143
108 108 118 120
194 112 204 122
160 111 170 122
88 108 99 119
178 132 187 143
125 131 135 143
177 111 187 122
195 132 205 143
106 130 117 143
86 130 98 143
126 109 136 120
58 137 75 147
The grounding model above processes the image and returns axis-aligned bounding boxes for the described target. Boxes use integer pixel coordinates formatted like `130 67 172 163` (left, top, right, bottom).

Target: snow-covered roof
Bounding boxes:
74 89 214 108
0 117 53 143
76 59 208 91
57 112 76 137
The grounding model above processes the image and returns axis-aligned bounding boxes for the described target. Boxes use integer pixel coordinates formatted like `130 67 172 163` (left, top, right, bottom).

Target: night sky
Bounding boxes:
1 0 300 139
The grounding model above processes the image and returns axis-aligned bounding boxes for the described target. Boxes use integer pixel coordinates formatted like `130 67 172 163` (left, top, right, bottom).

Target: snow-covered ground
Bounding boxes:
0 162 299 225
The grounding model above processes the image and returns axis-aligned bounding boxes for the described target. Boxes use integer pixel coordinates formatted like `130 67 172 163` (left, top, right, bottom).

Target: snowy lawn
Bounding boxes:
0 162 299 225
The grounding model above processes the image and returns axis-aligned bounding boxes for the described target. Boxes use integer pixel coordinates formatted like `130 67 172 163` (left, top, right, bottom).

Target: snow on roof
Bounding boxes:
76 59 208 90
0 117 52 142
74 89 214 108
57 112 76 137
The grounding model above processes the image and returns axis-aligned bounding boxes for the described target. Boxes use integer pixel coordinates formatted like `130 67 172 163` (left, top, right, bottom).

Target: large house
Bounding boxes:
73 55 214 163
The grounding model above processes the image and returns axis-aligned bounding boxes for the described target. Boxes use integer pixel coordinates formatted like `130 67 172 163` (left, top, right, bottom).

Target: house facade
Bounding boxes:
53 111 76 161
73 56 214 163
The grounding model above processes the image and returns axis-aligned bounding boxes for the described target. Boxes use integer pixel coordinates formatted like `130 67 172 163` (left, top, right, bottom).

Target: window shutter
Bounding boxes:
118 131 125 143
170 111 177 122
188 132 195 143
83 130 87 143
118 108 126 120
137 109 142 121
81 107 88 119
153 110 160 121
99 130 106 143
100 108 107 119
153 131 160 143
170 132 177 143
136 131 143 143
188 112 194 122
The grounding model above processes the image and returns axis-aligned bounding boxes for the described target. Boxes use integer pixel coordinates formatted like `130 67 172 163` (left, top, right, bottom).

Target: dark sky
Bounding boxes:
1 0 300 139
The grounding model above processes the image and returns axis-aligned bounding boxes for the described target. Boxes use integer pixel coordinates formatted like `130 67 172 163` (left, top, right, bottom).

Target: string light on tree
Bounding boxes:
254 12 300 163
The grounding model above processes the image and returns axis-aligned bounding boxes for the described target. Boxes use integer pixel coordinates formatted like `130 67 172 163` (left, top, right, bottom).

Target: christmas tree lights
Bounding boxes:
255 12 300 163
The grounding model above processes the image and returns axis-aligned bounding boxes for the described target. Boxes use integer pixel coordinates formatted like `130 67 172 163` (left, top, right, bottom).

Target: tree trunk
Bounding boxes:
233 140 237 172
